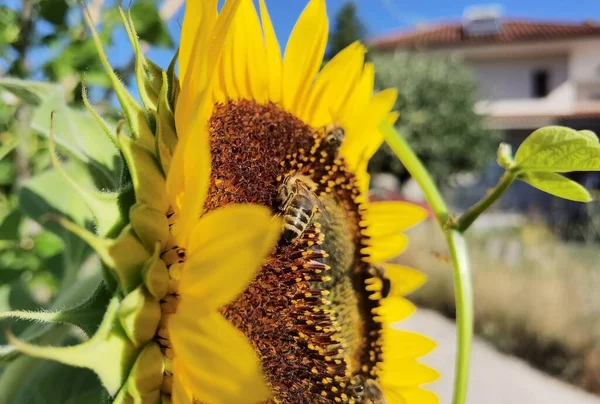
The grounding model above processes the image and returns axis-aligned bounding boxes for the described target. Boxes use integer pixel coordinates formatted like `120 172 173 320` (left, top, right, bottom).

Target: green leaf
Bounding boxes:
0 77 122 189
7 296 137 395
19 165 95 284
39 0 69 26
10 361 106 404
0 280 112 338
0 274 102 366
0 209 22 241
514 126 600 173
519 172 592 202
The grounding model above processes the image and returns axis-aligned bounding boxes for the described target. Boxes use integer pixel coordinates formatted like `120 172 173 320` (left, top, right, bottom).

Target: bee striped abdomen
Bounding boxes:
282 198 315 243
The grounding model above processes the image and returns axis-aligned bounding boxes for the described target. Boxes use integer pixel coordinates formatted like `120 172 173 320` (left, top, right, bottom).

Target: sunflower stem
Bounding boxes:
378 123 448 225
454 171 517 232
379 121 473 404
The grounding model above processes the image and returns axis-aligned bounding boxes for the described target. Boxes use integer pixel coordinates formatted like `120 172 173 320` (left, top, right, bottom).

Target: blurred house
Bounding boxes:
370 7 600 233
371 6 600 140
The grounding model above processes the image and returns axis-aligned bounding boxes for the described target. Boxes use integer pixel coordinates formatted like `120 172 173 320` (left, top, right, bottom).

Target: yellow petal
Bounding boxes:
340 62 374 127
362 233 409 263
398 388 440 404
166 119 211 248
228 4 250 100
282 0 328 114
301 41 366 126
381 359 440 387
375 296 415 323
259 0 282 103
176 0 216 132
384 387 439 404
170 312 270 404
241 0 269 103
382 387 407 404
178 205 281 310
382 328 437 360
177 0 243 132
363 201 429 239
171 372 193 404
385 264 427 297
388 111 400 125
179 0 216 83
342 88 397 171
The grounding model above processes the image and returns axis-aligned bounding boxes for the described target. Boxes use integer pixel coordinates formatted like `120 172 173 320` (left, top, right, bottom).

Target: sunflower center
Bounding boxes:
202 101 384 403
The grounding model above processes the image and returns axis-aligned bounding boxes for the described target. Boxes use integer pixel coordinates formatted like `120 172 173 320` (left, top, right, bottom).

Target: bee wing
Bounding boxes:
296 181 330 218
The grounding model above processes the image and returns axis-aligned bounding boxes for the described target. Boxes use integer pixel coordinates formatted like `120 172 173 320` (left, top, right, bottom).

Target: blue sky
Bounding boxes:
145 0 600 69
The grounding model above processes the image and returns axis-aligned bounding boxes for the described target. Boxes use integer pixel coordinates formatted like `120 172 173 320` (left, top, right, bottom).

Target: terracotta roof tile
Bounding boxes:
371 20 600 50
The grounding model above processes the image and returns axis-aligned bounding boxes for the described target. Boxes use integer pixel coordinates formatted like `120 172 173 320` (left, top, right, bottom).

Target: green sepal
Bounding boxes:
0 281 112 338
125 342 164 401
119 5 159 113
113 390 160 404
119 135 169 214
8 296 138 396
83 4 155 152
118 285 161 347
57 220 149 294
142 244 169 300
155 70 178 174
167 49 180 112
130 204 169 252
145 59 167 107
519 171 592 202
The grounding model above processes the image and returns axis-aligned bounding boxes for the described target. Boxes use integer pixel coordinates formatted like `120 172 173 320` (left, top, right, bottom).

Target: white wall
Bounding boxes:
421 37 600 118
470 58 568 101
570 39 600 111
469 57 572 116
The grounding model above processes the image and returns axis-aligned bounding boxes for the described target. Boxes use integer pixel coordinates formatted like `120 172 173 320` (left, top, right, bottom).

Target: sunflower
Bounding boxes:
161 0 439 403
3 0 437 402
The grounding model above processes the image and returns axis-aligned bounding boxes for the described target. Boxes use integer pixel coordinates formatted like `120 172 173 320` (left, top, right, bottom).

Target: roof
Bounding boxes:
486 111 600 130
370 20 600 50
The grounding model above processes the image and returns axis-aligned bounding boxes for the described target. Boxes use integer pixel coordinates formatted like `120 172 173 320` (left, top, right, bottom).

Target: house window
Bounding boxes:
532 69 549 98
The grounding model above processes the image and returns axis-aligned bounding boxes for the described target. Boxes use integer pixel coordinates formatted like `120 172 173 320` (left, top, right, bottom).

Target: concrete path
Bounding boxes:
401 309 600 404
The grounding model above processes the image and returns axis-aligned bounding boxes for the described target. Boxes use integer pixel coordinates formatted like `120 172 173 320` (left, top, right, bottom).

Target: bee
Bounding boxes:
369 265 392 299
348 375 385 403
322 124 345 152
277 174 327 244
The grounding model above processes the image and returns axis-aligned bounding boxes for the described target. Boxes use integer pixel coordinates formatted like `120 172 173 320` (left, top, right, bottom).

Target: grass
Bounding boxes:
398 219 600 394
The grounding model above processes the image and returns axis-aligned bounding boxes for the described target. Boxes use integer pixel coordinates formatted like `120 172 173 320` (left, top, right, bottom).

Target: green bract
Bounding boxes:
0 6 179 402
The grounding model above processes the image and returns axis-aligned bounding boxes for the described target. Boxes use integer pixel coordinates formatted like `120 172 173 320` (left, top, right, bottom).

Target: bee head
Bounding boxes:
323 125 345 151
349 375 385 403
364 379 385 402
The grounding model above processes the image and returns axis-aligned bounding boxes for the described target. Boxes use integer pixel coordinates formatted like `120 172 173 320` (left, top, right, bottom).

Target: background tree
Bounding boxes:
370 51 502 184
327 1 366 60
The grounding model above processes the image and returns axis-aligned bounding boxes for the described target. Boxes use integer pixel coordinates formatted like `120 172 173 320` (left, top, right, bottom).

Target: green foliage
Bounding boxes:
371 52 502 184
327 1 366 60
514 126 600 173
509 126 600 202
0 77 123 189
0 2 179 400
519 172 591 203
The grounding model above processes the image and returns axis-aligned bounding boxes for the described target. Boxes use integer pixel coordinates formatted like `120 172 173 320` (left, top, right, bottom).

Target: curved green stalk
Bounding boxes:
379 121 473 404
455 171 517 232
